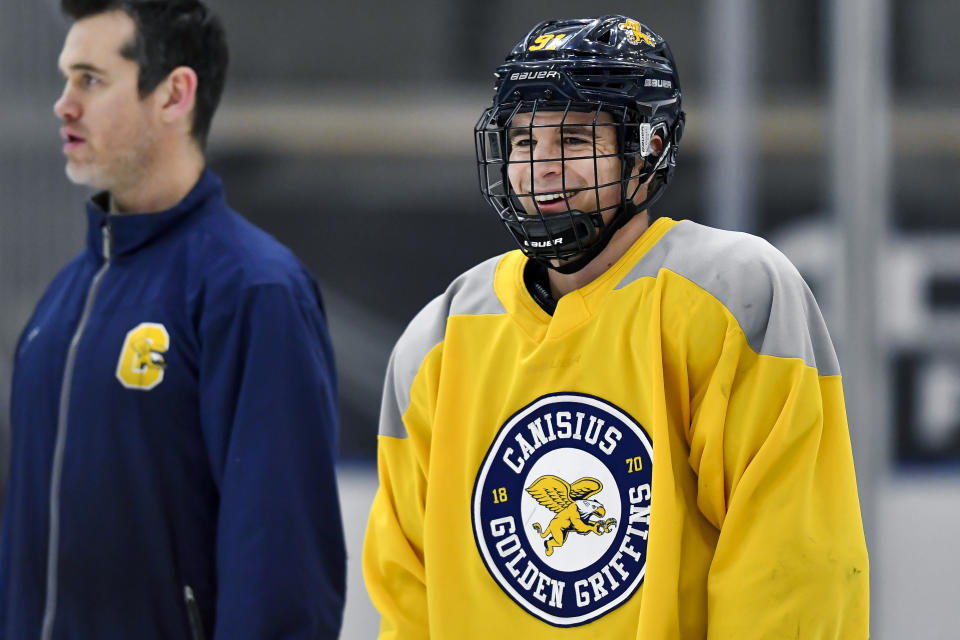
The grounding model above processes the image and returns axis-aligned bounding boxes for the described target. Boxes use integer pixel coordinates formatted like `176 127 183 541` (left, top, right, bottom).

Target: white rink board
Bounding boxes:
337 464 380 639
876 475 960 640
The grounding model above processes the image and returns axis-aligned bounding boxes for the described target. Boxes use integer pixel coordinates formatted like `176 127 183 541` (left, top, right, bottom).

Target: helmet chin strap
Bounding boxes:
547 202 637 274
540 171 669 274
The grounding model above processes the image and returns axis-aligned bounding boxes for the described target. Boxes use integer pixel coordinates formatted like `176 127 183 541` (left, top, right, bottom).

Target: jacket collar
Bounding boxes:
85 169 223 260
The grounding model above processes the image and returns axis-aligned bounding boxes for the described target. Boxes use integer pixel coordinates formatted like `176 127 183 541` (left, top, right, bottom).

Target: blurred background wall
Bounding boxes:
1 0 958 637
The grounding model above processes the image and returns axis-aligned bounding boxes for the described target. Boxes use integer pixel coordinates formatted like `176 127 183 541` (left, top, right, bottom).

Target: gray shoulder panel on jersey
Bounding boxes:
378 254 508 438
616 220 840 375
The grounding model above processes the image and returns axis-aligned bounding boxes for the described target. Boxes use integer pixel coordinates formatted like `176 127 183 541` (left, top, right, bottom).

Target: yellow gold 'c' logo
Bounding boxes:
116 323 169 390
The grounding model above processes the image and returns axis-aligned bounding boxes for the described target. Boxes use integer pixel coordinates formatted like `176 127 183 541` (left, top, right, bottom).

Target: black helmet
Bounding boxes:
475 15 684 273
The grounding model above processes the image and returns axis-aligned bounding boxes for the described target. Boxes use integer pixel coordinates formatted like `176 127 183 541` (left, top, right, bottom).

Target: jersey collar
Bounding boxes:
85 169 224 260
496 217 676 342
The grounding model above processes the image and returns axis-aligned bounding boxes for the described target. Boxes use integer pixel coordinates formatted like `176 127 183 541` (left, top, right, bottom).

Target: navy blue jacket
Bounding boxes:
0 170 346 639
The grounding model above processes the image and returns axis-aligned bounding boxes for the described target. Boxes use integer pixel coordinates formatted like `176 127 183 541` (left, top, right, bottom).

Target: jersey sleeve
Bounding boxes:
674 246 870 638
198 282 346 639
364 257 506 639
363 302 447 640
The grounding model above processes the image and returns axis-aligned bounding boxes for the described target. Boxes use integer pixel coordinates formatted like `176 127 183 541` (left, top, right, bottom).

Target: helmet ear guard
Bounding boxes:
475 15 683 274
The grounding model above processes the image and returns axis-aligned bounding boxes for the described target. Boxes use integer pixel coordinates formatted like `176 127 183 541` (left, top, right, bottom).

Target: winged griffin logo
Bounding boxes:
618 19 655 47
525 475 618 556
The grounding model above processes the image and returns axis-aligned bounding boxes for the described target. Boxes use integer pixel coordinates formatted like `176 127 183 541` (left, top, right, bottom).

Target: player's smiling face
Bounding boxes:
507 110 623 222
54 10 158 194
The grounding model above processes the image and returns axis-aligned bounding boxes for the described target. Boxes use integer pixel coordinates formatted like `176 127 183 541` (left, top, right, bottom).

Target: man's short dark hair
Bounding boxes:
62 0 229 148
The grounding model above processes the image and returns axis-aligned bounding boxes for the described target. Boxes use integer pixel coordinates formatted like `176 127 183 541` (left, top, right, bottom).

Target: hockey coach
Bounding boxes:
0 1 345 638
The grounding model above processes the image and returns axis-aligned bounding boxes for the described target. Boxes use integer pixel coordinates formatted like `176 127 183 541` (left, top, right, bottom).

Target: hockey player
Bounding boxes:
364 15 869 638
0 1 345 638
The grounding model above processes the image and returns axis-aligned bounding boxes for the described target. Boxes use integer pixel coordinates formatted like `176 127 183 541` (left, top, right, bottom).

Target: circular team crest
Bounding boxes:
472 392 653 627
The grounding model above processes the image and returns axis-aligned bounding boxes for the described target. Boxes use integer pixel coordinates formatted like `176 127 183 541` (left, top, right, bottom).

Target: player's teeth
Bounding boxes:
534 192 566 202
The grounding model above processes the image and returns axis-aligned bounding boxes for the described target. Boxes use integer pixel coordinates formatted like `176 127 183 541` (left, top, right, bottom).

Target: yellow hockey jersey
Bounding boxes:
363 217 869 639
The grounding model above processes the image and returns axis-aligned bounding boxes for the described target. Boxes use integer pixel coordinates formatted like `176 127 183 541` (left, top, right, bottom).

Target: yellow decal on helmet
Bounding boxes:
528 32 567 51
619 19 654 46
116 322 169 390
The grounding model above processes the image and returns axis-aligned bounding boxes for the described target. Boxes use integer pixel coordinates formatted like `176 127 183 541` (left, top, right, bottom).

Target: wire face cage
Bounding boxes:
475 98 664 267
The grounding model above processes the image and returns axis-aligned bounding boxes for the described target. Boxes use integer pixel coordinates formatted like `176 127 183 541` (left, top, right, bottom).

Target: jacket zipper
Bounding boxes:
183 585 207 640
40 223 112 640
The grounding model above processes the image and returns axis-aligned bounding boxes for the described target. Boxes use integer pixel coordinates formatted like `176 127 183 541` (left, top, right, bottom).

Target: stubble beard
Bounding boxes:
65 123 158 199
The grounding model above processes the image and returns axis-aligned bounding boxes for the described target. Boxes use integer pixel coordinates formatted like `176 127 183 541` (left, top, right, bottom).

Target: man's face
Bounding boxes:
506 110 626 222
54 10 158 193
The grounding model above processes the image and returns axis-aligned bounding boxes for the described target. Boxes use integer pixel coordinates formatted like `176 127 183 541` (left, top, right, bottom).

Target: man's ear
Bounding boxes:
155 66 198 129
648 133 664 157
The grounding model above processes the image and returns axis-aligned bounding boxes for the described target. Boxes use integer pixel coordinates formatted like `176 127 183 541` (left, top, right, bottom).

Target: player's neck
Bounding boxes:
547 211 650 299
